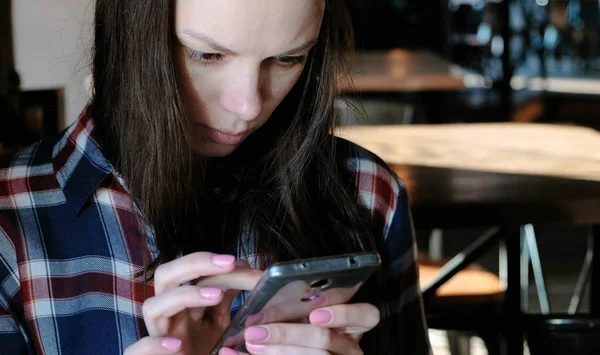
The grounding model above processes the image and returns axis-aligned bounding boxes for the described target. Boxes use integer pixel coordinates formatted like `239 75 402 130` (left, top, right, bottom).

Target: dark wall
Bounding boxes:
0 0 15 97
1 0 22 149
348 0 447 54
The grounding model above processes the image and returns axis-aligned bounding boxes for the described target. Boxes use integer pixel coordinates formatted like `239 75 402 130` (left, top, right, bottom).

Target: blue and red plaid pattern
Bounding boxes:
0 105 430 354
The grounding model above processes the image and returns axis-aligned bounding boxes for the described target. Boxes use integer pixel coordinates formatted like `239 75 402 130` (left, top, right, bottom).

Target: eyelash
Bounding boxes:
185 48 223 64
185 47 307 67
275 56 307 66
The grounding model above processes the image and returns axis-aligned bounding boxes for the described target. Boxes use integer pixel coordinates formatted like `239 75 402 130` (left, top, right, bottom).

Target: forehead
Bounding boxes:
175 0 325 54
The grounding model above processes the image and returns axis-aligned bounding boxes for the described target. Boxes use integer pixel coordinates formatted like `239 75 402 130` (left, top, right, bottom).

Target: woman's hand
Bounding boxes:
124 253 260 355
220 303 380 355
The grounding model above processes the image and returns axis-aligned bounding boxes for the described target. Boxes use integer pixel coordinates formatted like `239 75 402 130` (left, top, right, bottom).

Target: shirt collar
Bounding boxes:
52 103 114 215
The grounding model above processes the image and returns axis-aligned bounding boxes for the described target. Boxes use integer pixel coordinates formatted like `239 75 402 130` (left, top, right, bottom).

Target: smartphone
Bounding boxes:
210 252 381 354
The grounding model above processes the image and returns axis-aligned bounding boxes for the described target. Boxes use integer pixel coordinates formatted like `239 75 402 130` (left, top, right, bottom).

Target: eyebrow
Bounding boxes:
280 39 318 57
181 30 318 57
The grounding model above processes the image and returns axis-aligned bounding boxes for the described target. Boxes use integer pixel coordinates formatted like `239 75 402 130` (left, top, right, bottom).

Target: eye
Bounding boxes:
272 55 307 67
185 47 224 64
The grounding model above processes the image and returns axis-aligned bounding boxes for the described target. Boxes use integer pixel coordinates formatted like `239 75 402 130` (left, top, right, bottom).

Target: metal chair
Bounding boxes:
419 224 551 355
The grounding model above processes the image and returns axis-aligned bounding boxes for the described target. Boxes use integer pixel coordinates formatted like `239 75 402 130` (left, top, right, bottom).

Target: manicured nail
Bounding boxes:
245 326 269 342
161 338 182 350
199 287 223 298
236 259 249 267
308 293 327 307
219 347 238 355
246 343 265 353
219 348 238 355
213 254 235 266
310 310 332 325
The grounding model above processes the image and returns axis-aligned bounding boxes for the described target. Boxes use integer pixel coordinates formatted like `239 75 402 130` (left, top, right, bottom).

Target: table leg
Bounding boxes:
504 226 524 355
591 225 600 315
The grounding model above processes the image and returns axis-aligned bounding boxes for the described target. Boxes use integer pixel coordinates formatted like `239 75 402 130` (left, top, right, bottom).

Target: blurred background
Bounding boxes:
2 1 600 354
342 0 600 126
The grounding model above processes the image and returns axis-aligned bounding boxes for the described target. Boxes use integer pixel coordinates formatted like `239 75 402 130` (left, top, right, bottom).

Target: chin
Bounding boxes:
192 142 239 157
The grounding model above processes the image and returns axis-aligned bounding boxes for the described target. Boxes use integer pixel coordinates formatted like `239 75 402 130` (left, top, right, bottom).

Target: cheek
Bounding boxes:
183 67 220 102
179 63 224 120
264 68 304 105
179 58 305 123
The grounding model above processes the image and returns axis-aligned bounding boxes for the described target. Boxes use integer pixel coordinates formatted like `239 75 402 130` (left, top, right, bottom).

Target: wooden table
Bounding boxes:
342 49 474 93
514 76 600 96
336 123 600 354
337 123 600 227
337 123 600 181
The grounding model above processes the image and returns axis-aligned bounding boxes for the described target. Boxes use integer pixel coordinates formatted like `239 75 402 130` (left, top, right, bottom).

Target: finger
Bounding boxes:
187 287 240 323
257 292 327 324
142 285 223 336
189 259 252 322
245 343 331 355
244 324 360 355
196 266 262 327
309 303 380 333
153 252 236 294
209 287 242 328
123 337 182 354
222 260 250 299
219 347 250 355
195 267 263 292
236 259 250 268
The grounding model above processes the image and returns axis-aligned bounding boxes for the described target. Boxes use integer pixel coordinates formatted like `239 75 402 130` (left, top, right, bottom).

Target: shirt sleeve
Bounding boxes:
0 306 28 354
340 139 432 354
0 221 30 354
376 180 432 354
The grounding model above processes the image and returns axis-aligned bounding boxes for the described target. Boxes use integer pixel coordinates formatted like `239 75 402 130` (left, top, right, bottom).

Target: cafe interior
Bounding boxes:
2 0 600 354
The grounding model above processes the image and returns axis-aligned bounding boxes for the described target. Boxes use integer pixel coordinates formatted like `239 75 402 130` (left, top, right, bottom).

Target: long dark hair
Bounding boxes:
92 1 391 351
92 0 380 278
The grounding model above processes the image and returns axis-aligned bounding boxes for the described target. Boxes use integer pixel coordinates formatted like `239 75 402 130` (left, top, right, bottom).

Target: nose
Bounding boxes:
220 67 263 122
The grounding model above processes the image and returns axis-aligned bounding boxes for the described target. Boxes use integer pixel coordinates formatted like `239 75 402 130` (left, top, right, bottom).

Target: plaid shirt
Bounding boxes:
0 105 430 354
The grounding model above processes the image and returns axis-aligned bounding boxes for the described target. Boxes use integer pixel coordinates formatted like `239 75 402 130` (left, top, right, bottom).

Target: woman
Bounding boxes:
0 0 430 354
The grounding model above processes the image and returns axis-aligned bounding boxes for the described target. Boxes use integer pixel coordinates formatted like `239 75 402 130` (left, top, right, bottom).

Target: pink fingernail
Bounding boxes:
236 259 249 267
200 287 223 298
245 326 269 342
219 347 238 355
308 293 327 307
161 338 182 350
219 348 238 355
310 310 332 325
213 254 236 266
246 343 265 353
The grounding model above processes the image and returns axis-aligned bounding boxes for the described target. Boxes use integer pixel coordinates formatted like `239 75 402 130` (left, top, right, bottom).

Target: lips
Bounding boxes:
204 126 250 145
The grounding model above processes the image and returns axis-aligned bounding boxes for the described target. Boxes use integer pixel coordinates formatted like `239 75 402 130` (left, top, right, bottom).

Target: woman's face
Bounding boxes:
175 0 325 157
